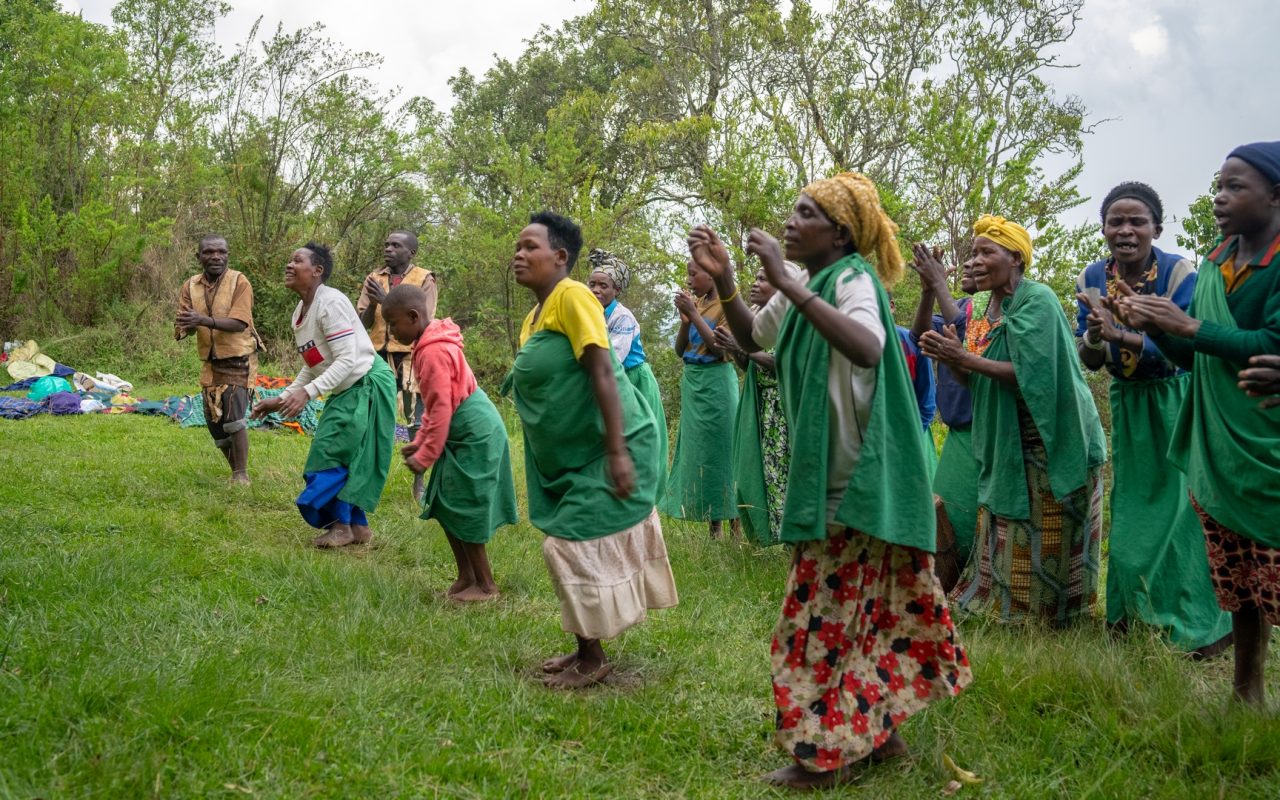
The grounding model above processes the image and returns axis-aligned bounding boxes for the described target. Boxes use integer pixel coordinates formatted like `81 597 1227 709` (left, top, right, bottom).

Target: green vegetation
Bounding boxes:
2 400 1278 798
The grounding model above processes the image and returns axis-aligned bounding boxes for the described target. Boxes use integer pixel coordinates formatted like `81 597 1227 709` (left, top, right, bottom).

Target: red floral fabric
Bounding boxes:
771 527 972 773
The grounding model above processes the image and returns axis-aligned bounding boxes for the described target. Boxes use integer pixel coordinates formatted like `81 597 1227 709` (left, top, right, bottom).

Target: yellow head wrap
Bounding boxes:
972 215 1033 269
800 171 905 287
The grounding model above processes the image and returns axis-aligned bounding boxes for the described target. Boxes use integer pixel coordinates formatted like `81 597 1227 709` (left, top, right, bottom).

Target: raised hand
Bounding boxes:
910 242 950 291
364 275 387 306
1077 292 1123 343
673 289 697 321
745 228 791 291
686 225 731 280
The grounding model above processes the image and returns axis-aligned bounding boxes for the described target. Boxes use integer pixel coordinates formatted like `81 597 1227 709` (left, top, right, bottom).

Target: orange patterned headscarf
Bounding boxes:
801 172 905 287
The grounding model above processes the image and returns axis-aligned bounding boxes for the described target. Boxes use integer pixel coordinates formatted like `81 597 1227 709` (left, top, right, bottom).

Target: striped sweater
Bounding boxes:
286 284 378 400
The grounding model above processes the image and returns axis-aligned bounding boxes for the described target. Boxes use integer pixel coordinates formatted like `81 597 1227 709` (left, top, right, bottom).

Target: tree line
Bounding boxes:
4 0 1209 390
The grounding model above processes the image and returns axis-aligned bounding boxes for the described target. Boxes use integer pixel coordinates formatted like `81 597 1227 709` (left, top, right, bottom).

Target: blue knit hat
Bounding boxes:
1228 141 1280 185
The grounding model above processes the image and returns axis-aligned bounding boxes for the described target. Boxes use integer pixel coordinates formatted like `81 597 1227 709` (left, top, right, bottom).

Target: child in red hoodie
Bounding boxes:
382 284 518 601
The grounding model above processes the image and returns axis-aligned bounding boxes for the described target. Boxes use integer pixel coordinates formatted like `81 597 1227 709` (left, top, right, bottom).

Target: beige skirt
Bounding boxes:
541 508 679 640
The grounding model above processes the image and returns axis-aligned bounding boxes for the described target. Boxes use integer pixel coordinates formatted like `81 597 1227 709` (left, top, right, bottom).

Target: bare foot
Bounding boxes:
761 764 854 789
313 525 354 548
543 659 613 689
229 472 251 487
709 520 722 540
871 731 909 763
541 653 579 674
446 577 471 597
350 524 373 545
451 585 500 603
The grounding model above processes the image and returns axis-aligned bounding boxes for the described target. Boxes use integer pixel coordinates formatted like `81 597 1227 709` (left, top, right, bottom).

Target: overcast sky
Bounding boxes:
60 0 1279 245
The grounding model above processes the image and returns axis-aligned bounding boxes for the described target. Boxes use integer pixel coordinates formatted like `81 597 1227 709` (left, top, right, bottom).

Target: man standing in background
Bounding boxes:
175 234 261 486
357 230 439 500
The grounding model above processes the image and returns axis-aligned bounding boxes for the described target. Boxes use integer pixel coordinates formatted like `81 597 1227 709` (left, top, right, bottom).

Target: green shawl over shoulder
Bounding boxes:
972 279 1107 520
732 361 770 544
1168 262 1280 546
774 253 935 550
507 330 659 541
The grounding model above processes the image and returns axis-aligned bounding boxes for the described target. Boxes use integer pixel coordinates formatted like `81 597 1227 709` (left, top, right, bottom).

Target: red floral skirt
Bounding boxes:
1192 496 1280 624
771 527 972 772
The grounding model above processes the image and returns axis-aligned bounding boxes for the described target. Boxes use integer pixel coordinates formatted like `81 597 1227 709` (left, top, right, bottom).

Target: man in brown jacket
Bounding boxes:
358 229 438 499
175 234 261 485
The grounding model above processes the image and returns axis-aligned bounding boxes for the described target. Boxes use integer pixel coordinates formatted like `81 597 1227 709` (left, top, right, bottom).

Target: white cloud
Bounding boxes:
1129 23 1169 58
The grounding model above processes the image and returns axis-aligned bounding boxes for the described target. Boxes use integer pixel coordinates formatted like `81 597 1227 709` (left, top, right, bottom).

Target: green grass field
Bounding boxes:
2 393 1279 798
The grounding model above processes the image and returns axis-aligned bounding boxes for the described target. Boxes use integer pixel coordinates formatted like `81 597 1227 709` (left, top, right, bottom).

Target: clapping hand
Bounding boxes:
919 324 965 366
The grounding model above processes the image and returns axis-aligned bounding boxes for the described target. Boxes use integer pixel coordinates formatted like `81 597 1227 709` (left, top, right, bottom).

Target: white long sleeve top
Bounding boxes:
286 285 378 400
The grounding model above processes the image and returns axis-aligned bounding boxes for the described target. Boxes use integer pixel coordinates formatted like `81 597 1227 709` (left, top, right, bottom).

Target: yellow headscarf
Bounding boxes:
972 215 1033 269
800 172 905 287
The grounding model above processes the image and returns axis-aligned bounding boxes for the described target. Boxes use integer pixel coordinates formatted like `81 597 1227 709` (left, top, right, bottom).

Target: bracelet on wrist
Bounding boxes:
1083 333 1106 350
795 292 819 310
720 286 739 305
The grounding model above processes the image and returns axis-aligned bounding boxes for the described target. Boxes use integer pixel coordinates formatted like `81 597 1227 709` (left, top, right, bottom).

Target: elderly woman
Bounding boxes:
690 173 969 789
1116 142 1280 706
920 216 1107 627
586 248 668 502
716 267 792 546
251 242 396 548
1075 181 1230 655
507 211 678 690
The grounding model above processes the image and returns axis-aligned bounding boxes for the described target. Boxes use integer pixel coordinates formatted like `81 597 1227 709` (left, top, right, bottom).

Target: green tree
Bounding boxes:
1176 181 1219 261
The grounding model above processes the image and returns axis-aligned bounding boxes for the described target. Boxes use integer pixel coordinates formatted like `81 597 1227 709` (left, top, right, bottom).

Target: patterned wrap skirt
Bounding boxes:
1192 496 1280 625
772 527 972 772
951 402 1103 627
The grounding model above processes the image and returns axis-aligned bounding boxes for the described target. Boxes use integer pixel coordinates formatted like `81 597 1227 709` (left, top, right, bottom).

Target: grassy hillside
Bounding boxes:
0 394 1277 798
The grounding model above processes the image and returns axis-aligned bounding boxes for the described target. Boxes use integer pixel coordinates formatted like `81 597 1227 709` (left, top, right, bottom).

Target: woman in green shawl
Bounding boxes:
659 261 740 538
920 215 1107 628
1117 142 1280 706
1074 181 1230 656
508 211 678 690
715 267 792 546
689 172 970 789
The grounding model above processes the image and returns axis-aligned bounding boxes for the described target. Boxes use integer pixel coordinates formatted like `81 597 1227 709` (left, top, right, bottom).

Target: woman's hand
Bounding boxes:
249 395 283 420
674 290 697 320
1239 354 1280 409
275 388 309 419
713 325 740 354
1077 292 1123 343
687 226 731 280
605 448 635 500
1113 282 1200 338
745 229 796 293
919 324 966 367
910 243 950 292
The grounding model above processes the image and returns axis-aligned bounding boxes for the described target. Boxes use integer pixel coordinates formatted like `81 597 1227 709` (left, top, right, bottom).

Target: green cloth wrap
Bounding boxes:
626 361 668 503
933 426 977 562
508 331 659 541
733 362 771 545
972 280 1106 520
659 360 739 521
1168 263 1280 546
774 254 936 550
419 388 519 544
1108 375 1231 648
302 356 396 513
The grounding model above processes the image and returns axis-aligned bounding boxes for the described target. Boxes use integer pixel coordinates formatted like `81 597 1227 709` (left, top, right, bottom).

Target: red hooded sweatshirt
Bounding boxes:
406 318 477 469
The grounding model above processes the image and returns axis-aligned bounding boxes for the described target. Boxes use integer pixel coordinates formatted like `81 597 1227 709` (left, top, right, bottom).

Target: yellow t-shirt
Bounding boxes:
519 278 611 360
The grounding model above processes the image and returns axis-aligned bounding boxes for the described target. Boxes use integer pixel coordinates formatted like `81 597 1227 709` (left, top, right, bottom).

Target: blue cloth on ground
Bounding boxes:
297 467 368 528
45 392 82 415
0 396 43 420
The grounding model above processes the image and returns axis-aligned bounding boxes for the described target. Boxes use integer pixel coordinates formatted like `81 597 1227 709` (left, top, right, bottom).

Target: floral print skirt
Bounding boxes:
1192 495 1280 625
771 527 972 773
